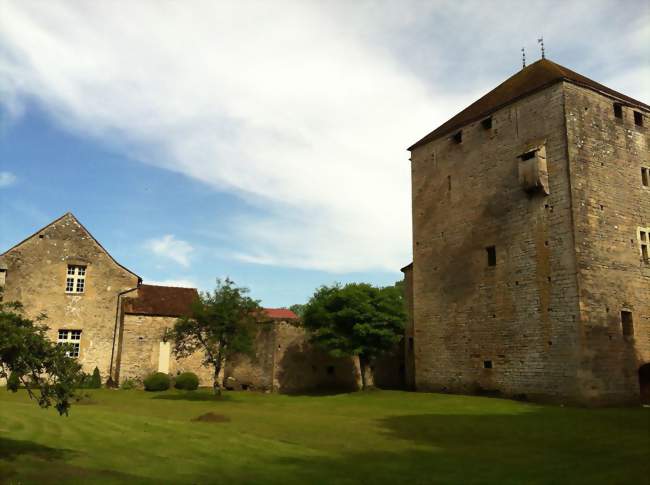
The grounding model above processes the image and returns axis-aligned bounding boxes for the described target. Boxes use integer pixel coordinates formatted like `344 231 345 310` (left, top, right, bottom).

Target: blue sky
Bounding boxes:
0 1 648 307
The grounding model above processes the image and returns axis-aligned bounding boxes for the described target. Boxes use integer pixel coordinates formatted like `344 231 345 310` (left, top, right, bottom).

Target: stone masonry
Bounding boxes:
408 59 648 405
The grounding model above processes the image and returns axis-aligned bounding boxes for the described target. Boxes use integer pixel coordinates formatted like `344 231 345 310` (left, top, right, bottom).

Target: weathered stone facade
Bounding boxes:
408 59 648 405
0 213 140 381
1 213 405 392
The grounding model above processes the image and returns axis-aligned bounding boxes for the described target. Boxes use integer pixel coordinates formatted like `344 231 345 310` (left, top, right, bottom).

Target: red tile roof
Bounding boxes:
263 308 299 320
409 58 649 150
123 284 199 317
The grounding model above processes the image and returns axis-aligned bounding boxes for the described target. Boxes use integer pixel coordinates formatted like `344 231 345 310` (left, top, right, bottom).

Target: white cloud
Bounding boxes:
0 172 16 188
0 1 646 272
143 278 197 289
145 235 193 268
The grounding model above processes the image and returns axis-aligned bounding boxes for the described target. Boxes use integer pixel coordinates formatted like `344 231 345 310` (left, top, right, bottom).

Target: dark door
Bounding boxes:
639 364 650 405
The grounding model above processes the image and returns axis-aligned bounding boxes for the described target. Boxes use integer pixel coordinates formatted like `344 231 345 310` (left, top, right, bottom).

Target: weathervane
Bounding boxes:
538 36 545 59
521 47 526 69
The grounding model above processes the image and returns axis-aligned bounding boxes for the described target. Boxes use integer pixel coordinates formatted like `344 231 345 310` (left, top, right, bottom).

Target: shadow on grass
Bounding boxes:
0 437 171 485
151 391 235 402
0 437 72 462
273 409 650 485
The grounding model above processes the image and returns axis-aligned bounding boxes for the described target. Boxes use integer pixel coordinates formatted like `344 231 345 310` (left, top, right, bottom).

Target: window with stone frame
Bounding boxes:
57 329 82 358
642 166 649 188
65 265 86 293
638 227 649 263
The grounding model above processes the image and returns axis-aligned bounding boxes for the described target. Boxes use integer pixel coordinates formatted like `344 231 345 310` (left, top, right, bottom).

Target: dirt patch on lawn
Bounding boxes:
191 412 231 423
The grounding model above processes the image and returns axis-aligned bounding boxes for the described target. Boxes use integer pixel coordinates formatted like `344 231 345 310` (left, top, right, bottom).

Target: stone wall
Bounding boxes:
401 264 416 389
564 83 649 404
410 83 584 402
0 213 139 382
119 313 213 386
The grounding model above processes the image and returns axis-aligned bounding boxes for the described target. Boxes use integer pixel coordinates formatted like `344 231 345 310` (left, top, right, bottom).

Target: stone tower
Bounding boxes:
407 59 649 405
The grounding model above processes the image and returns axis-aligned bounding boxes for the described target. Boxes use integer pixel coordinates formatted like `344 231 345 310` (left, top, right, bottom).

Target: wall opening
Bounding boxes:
452 131 462 144
634 111 643 126
642 167 649 187
486 246 496 267
639 364 650 404
483 360 493 369
613 103 623 119
621 311 634 337
481 117 493 130
327 365 335 375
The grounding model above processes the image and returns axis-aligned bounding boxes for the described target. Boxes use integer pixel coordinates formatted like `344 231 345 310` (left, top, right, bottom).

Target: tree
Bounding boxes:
90 366 102 388
167 278 261 395
0 293 82 415
302 282 406 389
289 303 306 318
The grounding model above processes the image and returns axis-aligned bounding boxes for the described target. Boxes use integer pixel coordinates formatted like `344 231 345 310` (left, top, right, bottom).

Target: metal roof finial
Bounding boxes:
538 36 545 59
521 47 526 69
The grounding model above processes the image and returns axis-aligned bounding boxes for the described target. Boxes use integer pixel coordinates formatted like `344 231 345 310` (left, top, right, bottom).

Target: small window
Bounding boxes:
486 246 496 267
621 311 634 337
65 265 86 293
452 131 462 144
638 228 649 263
520 150 536 161
613 103 623 119
327 365 335 375
481 117 493 130
483 360 493 369
634 111 643 127
447 175 452 191
642 167 649 187
57 329 82 358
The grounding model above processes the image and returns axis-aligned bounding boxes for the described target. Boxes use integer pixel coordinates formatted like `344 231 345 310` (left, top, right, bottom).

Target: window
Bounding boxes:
66 265 86 293
0 269 5 287
57 329 82 358
483 360 493 369
613 103 623 119
452 131 462 144
642 167 649 187
520 150 536 161
327 365 335 375
621 311 634 337
481 117 493 130
486 246 496 267
634 111 644 127
638 228 649 262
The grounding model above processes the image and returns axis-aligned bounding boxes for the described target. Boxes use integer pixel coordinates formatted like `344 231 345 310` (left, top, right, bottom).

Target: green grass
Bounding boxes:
0 388 647 485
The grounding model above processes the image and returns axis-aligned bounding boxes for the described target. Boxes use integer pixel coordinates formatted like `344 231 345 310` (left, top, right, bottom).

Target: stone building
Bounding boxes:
406 59 649 405
1 212 404 391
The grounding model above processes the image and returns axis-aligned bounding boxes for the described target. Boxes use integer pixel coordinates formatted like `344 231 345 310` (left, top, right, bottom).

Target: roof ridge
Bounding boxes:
408 58 648 150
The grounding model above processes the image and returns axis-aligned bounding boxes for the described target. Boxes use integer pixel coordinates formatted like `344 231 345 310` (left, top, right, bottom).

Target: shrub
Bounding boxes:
174 372 199 391
7 371 21 391
120 378 137 390
90 367 102 388
143 372 170 392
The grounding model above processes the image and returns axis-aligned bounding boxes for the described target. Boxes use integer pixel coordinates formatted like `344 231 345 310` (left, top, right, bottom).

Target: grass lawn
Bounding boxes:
0 388 648 485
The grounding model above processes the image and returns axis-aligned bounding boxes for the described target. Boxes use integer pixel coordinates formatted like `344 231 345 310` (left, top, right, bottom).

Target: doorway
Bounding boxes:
639 364 650 404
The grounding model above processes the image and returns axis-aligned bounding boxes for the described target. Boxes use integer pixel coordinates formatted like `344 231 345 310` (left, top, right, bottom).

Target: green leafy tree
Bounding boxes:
289 304 306 319
167 278 261 395
0 293 82 415
302 282 406 389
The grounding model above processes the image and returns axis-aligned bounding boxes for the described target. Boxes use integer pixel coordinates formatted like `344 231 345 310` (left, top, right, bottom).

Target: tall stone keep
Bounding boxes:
407 59 649 405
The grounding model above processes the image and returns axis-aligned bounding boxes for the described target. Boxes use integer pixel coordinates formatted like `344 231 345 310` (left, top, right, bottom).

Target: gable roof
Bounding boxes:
0 212 141 282
409 58 649 151
263 308 300 320
123 284 199 317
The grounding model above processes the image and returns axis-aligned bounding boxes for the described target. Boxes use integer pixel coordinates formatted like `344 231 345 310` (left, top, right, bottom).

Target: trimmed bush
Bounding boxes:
144 372 171 392
120 378 137 390
174 372 199 391
7 371 21 391
90 367 102 389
